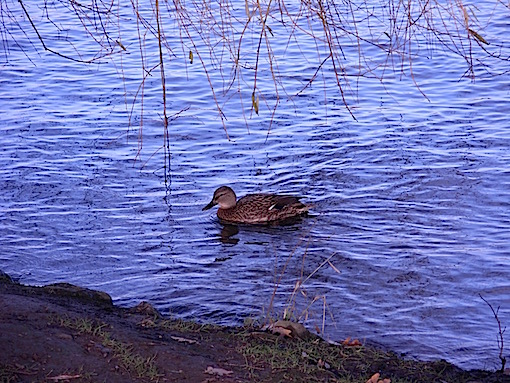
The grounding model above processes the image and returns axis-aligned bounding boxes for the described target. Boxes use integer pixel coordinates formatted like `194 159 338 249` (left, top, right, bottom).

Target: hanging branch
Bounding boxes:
17 0 112 63
155 0 171 187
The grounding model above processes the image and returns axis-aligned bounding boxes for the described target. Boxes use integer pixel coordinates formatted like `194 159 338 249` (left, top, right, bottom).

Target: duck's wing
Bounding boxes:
266 195 300 210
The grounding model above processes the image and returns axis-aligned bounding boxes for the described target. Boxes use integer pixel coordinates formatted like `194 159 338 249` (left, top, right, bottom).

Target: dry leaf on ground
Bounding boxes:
47 375 82 381
271 320 309 339
271 325 293 337
204 366 233 376
171 335 198 344
366 372 391 383
342 337 362 346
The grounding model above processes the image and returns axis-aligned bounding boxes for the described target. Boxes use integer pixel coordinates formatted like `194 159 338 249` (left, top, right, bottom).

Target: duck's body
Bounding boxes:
202 186 309 224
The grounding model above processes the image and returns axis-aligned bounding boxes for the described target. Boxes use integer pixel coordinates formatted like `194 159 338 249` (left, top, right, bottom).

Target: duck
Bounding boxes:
202 186 310 224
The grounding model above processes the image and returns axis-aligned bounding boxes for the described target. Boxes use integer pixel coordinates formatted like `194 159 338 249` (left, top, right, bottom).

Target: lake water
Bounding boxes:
1 1 509 370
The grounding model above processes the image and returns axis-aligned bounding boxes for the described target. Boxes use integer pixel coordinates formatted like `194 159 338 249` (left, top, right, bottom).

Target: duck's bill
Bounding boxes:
202 200 216 211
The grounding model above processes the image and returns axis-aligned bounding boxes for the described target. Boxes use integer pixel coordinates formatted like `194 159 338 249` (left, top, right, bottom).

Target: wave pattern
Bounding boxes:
1 1 509 370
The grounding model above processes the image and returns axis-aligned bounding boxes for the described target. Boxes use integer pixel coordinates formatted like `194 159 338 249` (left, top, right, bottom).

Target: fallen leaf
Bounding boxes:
366 372 391 383
48 374 81 381
272 320 309 339
317 358 331 369
138 318 156 328
171 335 198 345
272 325 293 337
204 366 233 376
342 337 362 346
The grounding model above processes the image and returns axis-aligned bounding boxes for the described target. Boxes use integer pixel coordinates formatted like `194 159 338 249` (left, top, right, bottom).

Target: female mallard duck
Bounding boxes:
202 186 309 224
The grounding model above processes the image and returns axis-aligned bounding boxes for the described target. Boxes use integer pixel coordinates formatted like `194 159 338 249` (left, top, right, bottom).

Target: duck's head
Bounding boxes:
202 186 237 210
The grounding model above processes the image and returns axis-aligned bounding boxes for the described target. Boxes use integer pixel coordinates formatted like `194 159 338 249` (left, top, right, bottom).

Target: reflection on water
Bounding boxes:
1 0 510 371
218 224 240 245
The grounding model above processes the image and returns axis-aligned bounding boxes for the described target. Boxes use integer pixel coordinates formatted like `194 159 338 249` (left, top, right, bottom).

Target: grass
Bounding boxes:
157 317 222 334
3 296 504 383
234 328 492 383
3 271 506 383
0 364 97 383
237 333 380 382
52 315 160 381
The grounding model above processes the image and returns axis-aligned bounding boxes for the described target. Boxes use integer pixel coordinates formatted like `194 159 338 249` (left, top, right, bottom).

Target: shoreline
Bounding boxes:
1 270 508 382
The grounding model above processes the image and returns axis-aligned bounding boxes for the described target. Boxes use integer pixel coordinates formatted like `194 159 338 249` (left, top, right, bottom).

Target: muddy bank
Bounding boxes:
1 271 508 382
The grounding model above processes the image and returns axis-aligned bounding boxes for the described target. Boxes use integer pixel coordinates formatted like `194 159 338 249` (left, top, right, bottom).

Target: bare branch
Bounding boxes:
480 294 507 372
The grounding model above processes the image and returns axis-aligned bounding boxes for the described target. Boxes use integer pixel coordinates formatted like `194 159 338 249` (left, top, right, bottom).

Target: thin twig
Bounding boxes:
18 0 111 63
480 294 507 372
155 0 171 187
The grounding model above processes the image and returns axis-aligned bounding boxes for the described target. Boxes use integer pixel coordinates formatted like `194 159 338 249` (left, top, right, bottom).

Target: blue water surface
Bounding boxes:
1 0 509 370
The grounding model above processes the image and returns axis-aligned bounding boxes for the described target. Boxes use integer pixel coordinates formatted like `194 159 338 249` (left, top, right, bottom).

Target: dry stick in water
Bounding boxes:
479 294 507 372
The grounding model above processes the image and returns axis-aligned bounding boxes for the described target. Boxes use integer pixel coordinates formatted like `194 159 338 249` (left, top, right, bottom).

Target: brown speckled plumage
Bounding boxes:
202 186 309 224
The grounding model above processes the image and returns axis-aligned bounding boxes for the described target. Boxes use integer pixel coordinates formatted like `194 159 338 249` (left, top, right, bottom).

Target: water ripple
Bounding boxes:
1 0 509 371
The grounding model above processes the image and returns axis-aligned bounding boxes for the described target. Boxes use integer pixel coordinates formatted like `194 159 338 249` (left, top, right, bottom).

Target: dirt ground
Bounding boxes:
1 270 509 383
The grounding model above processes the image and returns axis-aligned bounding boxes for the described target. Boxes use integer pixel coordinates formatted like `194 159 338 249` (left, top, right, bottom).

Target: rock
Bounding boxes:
43 283 113 306
129 301 162 318
0 270 14 284
272 320 310 340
